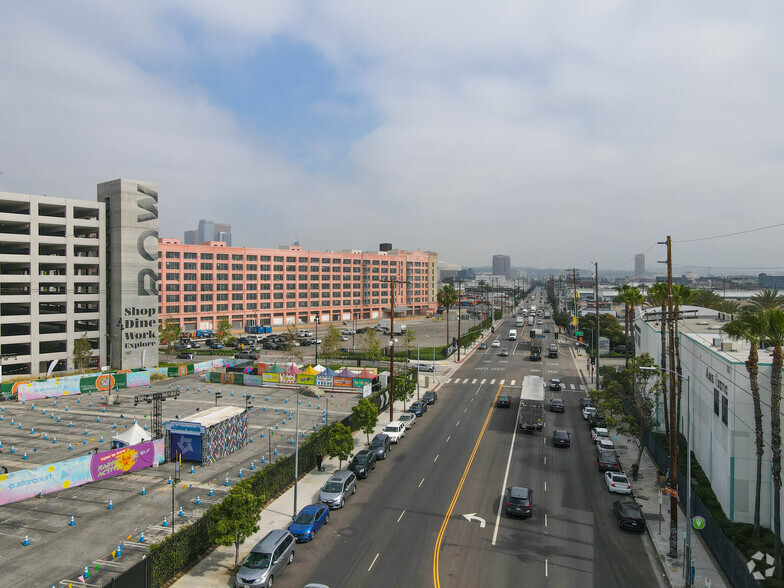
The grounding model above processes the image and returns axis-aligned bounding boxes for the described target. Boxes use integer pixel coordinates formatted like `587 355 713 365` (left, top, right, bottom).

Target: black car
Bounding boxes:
348 449 377 479
235 351 259 360
598 449 621 472
409 401 427 417
579 397 594 410
423 391 437 405
613 500 646 531
176 352 194 360
368 433 391 460
588 413 608 430
550 398 565 412
553 429 571 448
505 486 533 518
496 394 511 408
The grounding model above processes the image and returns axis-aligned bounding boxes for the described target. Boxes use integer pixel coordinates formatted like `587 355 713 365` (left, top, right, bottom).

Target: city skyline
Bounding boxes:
2 4 784 272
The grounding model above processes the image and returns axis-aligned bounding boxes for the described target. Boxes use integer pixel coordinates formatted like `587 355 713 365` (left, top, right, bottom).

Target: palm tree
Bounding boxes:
751 288 784 310
763 308 784 578
717 299 742 315
723 310 766 539
647 282 669 437
624 287 645 366
690 289 722 309
614 285 630 362
672 284 692 430
437 285 458 348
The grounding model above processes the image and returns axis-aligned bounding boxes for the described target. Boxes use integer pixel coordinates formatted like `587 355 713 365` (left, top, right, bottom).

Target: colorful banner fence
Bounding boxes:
205 370 372 391
6 360 227 402
0 439 164 506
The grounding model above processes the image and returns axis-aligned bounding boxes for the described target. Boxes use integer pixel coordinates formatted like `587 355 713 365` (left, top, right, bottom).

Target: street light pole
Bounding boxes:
293 387 300 517
315 317 319 365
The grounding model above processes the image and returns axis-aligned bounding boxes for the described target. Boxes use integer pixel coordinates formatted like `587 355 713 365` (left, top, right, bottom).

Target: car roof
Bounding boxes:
554 429 569 436
387 420 403 427
598 449 618 459
594 427 608 433
329 470 354 482
355 448 372 456
424 390 435 395
300 503 324 514
509 487 530 498
551 398 564 402
615 500 643 514
609 473 628 480
253 529 290 552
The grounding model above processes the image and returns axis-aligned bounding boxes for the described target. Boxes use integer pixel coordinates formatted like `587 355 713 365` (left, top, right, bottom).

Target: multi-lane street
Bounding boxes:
277 302 664 587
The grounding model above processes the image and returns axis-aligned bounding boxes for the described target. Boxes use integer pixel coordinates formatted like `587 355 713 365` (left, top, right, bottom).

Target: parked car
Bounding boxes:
400 409 421 428
234 529 295 588
189 341 201 348
287 504 329 542
348 449 377 479
591 427 610 443
176 352 194 360
595 438 616 455
505 486 533 518
423 390 438 405
491 340 501 347
496 394 511 408
409 400 427 417
582 406 598 420
552 429 571 448
479 342 487 350
597 449 622 473
613 500 646 531
235 351 259 360
579 397 594 410
544 328 551 333
605 472 632 495
318 471 357 509
262 341 279 350
368 433 391 459
413 362 435 372
500 348 509 357
549 398 565 412
549 379 562 391
383 421 406 443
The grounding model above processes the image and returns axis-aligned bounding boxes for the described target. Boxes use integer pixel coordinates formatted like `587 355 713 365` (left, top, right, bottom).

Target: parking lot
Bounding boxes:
0 370 360 588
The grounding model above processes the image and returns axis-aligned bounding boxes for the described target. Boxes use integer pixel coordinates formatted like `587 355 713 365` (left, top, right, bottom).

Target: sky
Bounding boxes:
2 1 784 276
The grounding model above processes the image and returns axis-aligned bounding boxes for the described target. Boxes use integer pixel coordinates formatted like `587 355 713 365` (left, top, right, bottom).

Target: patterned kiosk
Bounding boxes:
164 406 248 465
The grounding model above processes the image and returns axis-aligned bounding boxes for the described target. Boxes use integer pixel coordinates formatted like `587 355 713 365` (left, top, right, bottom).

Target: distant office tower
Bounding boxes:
184 220 232 246
492 255 511 278
184 230 198 245
635 254 645 280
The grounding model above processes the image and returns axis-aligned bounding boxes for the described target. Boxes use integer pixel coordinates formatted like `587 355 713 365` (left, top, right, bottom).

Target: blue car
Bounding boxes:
409 401 427 417
287 504 329 542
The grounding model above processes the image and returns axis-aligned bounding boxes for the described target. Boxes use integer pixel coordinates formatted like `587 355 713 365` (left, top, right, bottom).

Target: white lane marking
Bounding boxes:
445 378 452 384
369 552 380 572
544 457 546 465
543 436 546 444
397 510 406 523
419 478 425 488
491 379 496 384
492 408 520 546
446 435 451 442
481 379 486 385
545 559 549 577
472 378 477 384
456 420 460 427
471 397 474 402
545 513 548 527
434 454 439 462
500 379 505 385
545 480 547 491
464 408 467 413
510 380 516 386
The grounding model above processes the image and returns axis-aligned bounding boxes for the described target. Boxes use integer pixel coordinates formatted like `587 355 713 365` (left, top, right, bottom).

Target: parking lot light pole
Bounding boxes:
293 387 300 517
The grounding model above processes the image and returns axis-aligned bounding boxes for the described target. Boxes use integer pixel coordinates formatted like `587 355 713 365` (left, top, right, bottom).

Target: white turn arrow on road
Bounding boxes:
462 513 486 528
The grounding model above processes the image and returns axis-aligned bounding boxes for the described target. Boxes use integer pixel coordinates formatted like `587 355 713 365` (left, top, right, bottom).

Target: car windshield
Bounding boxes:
323 482 343 493
600 452 618 463
555 431 568 438
293 512 316 524
384 425 399 432
370 438 384 447
613 475 629 483
424 393 434 398
353 455 368 464
400 414 412 420
243 551 272 569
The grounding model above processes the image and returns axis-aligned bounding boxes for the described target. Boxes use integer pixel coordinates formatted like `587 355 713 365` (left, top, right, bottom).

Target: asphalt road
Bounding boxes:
275 306 664 588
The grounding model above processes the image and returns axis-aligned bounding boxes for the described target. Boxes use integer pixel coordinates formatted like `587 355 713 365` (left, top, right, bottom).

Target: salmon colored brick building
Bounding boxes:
157 239 438 331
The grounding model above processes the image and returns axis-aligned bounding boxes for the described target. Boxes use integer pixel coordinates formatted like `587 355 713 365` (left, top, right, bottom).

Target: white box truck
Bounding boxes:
516 316 524 327
519 375 545 432
509 329 517 341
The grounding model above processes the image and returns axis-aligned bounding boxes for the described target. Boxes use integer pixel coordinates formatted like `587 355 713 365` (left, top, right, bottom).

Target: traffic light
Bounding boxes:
590 357 596 365
554 333 558 339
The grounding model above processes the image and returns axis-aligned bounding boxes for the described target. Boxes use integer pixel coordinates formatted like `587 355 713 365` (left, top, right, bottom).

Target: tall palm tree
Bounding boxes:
690 289 721 309
624 287 646 366
763 308 784 578
751 288 784 310
437 284 458 348
614 285 630 362
723 310 766 538
717 299 742 315
672 284 692 430
647 282 669 437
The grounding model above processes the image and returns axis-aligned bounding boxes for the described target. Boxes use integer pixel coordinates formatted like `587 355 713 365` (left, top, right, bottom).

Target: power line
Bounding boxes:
674 222 784 244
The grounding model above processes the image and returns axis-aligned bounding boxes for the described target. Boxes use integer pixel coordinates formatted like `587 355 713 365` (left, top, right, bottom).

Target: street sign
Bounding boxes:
662 486 679 498
692 516 706 530
575 331 583 337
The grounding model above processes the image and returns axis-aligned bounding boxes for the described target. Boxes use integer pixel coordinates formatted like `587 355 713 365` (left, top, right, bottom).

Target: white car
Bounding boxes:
605 472 632 494
398 413 416 429
595 438 616 455
491 340 501 348
591 427 610 442
582 406 597 420
383 421 406 443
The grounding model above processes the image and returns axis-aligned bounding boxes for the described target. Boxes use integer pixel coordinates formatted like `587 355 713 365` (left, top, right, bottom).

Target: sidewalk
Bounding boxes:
173 330 473 587
573 349 729 588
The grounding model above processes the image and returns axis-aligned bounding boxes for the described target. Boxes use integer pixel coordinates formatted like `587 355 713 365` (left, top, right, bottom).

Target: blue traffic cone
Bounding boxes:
84 566 89 579
250 461 255 470
69 515 75 526
162 516 168 527
141 486 146 496
196 495 201 505
23 452 27 460
168 476 172 485
225 477 229 487
274 448 278 456
209 487 214 496
108 500 113 510
117 543 122 557
139 532 145 543
23 534 29 546
238 469 243 478
190 465 194 474
178 505 184 516
68 443 73 450
261 455 265 463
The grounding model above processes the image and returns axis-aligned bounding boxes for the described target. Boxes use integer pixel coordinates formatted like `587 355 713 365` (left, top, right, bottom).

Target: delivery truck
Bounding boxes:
518 375 545 432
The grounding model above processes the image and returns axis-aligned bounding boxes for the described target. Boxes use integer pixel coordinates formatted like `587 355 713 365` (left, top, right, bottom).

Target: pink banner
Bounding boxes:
89 440 163 481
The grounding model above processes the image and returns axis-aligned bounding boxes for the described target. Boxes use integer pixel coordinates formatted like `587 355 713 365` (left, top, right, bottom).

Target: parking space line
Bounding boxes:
446 436 451 442
397 510 406 523
368 552 380 571
456 420 460 427
434 455 439 462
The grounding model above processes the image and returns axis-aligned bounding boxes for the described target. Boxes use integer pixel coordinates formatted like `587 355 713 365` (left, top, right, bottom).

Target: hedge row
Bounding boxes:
146 383 390 587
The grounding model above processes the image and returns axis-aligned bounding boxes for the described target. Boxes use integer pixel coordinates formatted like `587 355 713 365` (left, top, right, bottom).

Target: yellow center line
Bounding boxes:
433 383 503 588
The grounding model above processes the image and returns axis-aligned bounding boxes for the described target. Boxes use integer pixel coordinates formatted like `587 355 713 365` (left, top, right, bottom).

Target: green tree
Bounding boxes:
751 288 784 310
672 284 692 430
437 284 459 348
762 308 784 577
690 289 721 309
216 317 232 344
320 325 342 362
351 397 379 444
615 285 645 367
159 316 181 356
361 329 382 366
72 333 93 372
208 483 262 568
394 370 416 410
329 422 354 469
717 299 741 314
405 329 416 359
646 283 669 438
723 310 767 539
281 324 304 363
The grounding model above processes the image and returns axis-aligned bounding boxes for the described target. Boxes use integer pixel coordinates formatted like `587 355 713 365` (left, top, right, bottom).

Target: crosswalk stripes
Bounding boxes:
472 378 477 384
500 379 505 386
481 379 486 385
510 380 516 386
490 379 496 384
445 378 452 384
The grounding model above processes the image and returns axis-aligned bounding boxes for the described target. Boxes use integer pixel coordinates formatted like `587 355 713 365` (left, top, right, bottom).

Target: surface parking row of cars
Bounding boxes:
234 388 439 587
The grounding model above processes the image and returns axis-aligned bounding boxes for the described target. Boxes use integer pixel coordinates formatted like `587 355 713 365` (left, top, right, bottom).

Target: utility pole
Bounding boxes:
385 277 410 422
456 280 463 361
565 268 579 335
660 235 678 559
594 262 600 386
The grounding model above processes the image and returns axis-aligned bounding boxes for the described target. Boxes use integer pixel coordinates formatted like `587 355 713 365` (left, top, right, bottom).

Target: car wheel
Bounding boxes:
325 514 329 525
372 462 376 470
617 518 624 529
352 485 357 494
268 576 274 587
288 550 294 564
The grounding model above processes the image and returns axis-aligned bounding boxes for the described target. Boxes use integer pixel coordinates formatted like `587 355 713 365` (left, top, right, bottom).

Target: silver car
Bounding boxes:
318 470 357 509
235 529 295 588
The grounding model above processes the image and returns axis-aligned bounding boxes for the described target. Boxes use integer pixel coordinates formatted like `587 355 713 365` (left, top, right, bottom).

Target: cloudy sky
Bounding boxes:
2 1 784 275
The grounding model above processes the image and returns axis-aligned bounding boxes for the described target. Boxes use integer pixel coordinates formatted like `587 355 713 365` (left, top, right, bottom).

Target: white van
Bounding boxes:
508 329 517 341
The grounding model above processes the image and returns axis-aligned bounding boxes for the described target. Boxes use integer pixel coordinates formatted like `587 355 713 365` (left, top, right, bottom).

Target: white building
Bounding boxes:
0 191 106 378
635 305 782 537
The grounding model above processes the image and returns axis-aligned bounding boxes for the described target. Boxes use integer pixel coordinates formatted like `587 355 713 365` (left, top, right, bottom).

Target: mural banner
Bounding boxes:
333 377 353 388
262 373 280 383
125 371 151 388
243 374 263 387
15 375 83 401
0 455 92 506
90 440 164 481
295 374 316 386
